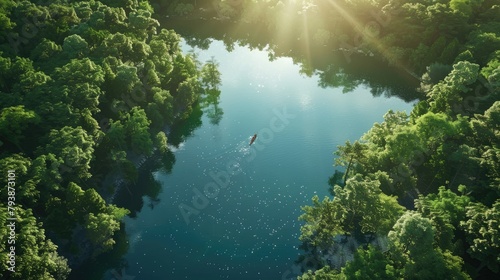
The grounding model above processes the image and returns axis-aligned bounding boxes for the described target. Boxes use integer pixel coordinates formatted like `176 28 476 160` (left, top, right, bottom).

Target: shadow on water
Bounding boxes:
168 103 204 147
114 104 204 217
201 88 223 125
69 226 129 280
68 104 204 280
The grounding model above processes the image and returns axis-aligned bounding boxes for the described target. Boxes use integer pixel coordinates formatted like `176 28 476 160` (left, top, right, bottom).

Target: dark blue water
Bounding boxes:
116 40 415 280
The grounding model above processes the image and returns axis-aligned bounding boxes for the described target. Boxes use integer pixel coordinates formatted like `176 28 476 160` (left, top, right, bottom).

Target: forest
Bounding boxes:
1 0 499 279
0 0 220 278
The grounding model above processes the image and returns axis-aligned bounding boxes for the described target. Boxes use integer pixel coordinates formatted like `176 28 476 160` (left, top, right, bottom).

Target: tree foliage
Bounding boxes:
0 0 216 277
300 174 404 248
461 200 500 273
0 207 71 280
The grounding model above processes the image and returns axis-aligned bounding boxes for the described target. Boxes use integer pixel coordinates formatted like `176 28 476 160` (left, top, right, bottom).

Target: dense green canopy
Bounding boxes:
0 0 219 278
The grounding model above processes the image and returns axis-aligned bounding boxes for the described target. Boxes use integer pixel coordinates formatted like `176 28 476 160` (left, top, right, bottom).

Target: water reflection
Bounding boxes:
163 18 421 102
69 104 203 279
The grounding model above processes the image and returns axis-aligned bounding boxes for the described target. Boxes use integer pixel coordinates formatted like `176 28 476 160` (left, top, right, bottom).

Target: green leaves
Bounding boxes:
342 245 397 280
299 174 404 248
155 131 168 154
37 126 95 183
54 58 104 86
415 186 471 252
0 105 40 151
0 207 71 280
461 200 500 273
84 212 121 256
334 140 368 184
124 107 153 155
299 195 344 248
0 0 218 276
62 34 88 59
388 212 470 280
426 61 480 115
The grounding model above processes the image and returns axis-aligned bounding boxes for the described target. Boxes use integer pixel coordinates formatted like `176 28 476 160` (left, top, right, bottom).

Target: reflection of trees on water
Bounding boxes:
69 226 129 280
168 103 203 146
200 57 224 125
203 89 224 125
113 103 203 217
318 58 421 102
184 35 212 50
163 18 421 102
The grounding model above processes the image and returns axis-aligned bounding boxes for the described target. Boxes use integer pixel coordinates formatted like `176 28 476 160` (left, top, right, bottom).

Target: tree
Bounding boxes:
36 126 95 182
123 107 153 155
439 38 460 64
45 181 129 244
341 245 397 280
415 186 471 252
44 4 80 40
0 154 38 204
388 212 470 280
333 174 404 237
362 110 409 146
84 212 121 256
427 61 480 115
152 87 174 124
300 175 404 247
174 77 201 118
334 141 368 185
298 266 343 280
0 56 36 92
460 200 500 274
53 58 105 86
110 63 142 100
29 153 65 199
0 207 71 280
419 63 453 94
299 195 345 248
469 101 500 203
0 0 15 32
62 34 89 59
58 82 102 113
99 32 133 59
88 5 127 32
466 31 500 65
0 105 40 152
30 39 62 64
13 70 51 96
65 183 107 221
128 9 159 39
155 131 168 154
105 119 127 150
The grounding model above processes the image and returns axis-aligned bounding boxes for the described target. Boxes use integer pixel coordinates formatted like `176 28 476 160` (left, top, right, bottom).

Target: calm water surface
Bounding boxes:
112 40 415 280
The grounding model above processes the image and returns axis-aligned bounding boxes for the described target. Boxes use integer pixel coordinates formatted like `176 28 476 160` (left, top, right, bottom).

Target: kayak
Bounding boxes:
249 134 257 146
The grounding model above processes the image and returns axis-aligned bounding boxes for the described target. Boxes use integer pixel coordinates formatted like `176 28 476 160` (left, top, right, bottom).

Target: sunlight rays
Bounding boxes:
300 7 313 69
274 1 300 50
325 0 417 80
326 0 366 35
226 0 416 81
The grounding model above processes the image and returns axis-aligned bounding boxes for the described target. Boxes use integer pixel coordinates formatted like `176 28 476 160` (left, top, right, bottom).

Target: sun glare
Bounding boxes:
324 0 416 79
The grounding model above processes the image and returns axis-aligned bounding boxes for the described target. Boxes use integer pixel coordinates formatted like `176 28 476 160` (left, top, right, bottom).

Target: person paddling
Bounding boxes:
249 134 257 146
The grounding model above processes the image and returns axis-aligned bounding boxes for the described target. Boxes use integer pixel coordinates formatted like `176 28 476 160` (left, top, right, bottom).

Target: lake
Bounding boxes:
67 21 418 278
98 37 417 280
